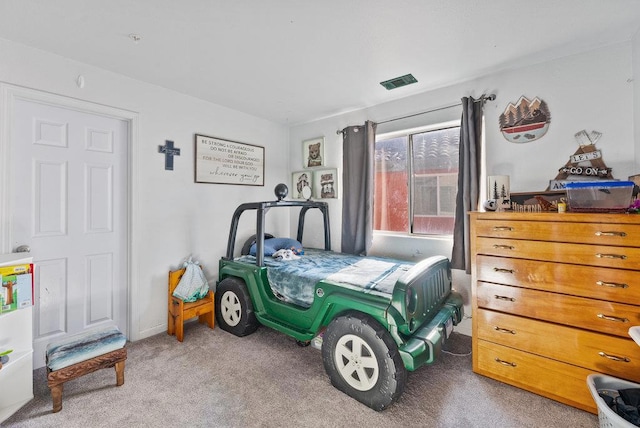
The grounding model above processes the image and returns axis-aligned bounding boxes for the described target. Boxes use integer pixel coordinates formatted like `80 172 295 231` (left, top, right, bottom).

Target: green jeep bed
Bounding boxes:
216 186 463 410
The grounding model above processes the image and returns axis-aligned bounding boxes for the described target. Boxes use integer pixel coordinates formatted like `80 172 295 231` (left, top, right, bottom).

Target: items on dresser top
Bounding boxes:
565 181 635 213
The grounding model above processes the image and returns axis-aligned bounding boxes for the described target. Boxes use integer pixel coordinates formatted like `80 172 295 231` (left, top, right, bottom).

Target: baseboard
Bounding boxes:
134 325 166 341
455 316 471 336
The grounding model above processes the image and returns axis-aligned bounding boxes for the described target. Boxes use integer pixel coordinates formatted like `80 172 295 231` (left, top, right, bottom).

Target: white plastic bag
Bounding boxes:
172 257 209 302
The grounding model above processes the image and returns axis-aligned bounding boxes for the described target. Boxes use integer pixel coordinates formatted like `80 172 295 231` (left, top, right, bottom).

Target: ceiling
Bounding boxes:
1 0 639 125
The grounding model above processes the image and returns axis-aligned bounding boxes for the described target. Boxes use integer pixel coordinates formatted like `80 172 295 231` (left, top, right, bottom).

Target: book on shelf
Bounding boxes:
0 264 34 314
0 264 30 276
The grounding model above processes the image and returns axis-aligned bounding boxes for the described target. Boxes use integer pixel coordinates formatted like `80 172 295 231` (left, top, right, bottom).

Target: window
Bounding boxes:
374 123 460 235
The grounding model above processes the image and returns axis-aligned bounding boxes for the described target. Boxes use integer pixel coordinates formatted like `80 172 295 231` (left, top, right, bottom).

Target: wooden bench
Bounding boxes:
45 326 127 413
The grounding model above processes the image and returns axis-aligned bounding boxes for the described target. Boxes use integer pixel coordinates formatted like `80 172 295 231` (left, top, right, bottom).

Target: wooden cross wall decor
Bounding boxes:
159 140 181 171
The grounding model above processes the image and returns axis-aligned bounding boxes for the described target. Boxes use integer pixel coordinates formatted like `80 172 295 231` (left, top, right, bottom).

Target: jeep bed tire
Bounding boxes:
215 277 259 337
321 312 407 411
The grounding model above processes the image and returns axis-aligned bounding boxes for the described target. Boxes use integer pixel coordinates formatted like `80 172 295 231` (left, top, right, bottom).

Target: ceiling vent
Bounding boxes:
380 74 417 90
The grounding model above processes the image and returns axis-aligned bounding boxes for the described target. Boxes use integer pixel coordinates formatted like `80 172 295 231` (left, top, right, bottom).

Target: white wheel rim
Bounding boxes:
334 334 379 391
220 290 242 327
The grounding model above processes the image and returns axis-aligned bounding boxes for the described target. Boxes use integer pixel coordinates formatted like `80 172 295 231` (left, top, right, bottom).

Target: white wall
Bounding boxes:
0 39 290 340
290 41 637 336
634 31 640 168
484 42 635 191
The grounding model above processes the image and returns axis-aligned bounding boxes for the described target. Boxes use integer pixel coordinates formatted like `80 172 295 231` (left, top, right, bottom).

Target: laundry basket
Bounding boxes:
629 327 640 347
587 374 640 428
587 329 640 427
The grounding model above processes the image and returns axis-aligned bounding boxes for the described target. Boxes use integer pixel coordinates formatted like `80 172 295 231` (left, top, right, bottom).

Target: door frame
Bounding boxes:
0 83 140 340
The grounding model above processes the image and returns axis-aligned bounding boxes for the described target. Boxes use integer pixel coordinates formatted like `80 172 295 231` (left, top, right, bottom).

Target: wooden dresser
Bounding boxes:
470 211 640 413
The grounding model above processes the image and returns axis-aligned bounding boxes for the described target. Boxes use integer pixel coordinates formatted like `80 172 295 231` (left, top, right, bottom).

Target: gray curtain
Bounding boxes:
341 121 377 255
451 97 484 273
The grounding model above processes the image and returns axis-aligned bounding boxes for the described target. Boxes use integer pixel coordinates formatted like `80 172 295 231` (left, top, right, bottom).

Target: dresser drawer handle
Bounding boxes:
494 326 516 334
495 358 517 367
597 313 629 323
596 280 629 289
494 295 515 302
598 351 631 363
493 226 514 231
493 267 514 274
493 245 514 250
596 253 627 260
595 231 627 237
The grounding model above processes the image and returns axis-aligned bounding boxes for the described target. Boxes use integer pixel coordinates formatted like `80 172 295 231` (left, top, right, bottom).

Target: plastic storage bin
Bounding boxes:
565 181 634 213
587 374 639 428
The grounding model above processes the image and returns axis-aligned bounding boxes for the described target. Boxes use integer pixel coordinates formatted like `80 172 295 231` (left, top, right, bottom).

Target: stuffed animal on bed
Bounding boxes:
272 249 300 261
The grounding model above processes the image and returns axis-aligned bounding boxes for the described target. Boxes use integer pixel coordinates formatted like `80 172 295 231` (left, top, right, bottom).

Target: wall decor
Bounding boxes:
302 137 324 168
195 134 264 186
292 171 312 200
547 129 613 190
487 175 510 209
158 140 181 171
314 169 338 199
499 96 551 143
510 190 566 212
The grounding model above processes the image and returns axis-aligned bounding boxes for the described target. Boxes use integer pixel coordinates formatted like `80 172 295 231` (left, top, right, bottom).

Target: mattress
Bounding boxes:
236 248 414 307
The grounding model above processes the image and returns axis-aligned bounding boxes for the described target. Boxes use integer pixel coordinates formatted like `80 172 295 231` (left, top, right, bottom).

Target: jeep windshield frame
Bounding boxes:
223 199 331 266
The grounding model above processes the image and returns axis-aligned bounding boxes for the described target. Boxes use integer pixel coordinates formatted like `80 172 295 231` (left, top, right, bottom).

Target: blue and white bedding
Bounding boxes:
236 248 414 308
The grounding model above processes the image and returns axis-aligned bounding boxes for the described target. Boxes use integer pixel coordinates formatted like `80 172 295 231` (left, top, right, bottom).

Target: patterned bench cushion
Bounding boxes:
46 326 126 371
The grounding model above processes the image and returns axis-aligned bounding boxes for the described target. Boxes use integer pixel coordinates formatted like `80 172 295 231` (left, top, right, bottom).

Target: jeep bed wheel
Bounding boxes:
215 277 259 337
322 313 407 411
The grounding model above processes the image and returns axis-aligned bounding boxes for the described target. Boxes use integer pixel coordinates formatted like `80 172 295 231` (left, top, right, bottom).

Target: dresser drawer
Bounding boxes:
476 255 640 305
476 308 640 382
475 236 640 270
474 219 640 247
476 282 640 337
475 340 596 413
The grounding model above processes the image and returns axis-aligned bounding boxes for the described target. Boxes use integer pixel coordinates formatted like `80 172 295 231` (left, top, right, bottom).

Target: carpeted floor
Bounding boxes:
4 322 599 428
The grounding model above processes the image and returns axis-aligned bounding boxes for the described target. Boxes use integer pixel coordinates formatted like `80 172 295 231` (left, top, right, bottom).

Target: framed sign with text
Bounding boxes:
195 134 264 186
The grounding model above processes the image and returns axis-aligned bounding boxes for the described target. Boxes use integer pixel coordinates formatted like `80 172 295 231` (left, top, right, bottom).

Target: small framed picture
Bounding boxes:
292 171 312 200
302 137 324 168
487 175 510 207
314 169 338 199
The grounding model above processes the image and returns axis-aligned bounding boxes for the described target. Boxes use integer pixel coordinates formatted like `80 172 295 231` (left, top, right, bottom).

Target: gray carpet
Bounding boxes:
4 323 598 428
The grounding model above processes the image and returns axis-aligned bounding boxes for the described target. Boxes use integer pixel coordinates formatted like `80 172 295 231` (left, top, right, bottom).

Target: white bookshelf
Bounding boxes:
0 254 33 424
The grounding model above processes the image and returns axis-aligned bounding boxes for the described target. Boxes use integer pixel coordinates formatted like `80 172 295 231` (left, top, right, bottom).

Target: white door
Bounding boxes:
11 98 129 368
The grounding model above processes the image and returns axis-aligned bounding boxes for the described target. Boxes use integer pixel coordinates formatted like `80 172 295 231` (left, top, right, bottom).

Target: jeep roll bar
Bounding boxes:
224 199 331 266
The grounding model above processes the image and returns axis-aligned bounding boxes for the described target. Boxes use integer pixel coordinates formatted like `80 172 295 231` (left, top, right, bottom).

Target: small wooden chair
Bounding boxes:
168 267 215 342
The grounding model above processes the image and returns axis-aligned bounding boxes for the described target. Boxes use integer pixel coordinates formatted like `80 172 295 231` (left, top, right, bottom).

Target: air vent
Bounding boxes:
380 74 418 90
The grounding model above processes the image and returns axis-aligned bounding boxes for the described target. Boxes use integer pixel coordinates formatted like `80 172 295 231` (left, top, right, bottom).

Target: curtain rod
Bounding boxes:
335 93 496 135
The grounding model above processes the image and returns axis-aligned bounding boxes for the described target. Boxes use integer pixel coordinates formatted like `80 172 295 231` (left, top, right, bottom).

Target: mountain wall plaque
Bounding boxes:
499 96 551 143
